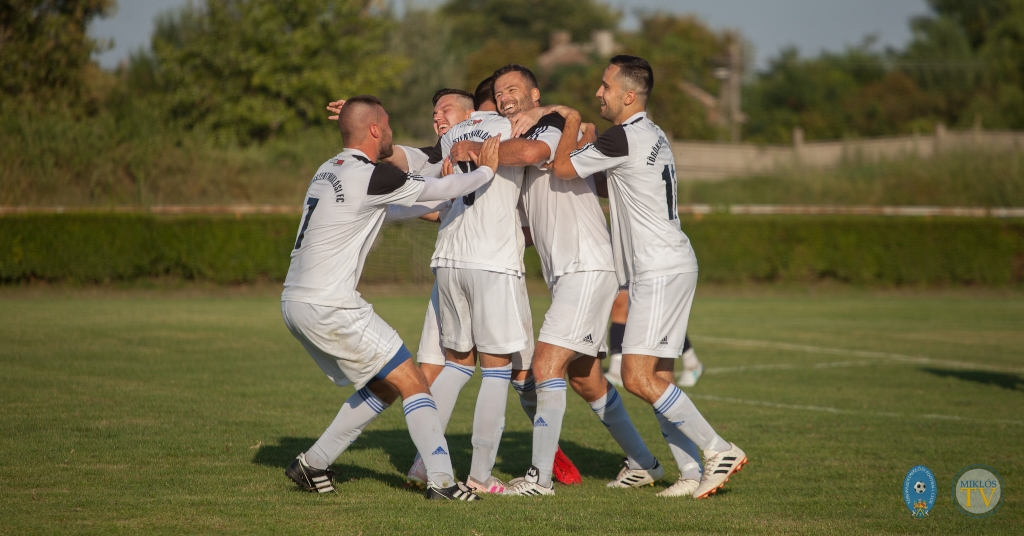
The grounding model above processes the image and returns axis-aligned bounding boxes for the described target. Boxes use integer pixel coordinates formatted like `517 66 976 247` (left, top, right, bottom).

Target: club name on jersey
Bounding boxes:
646 135 669 166
450 130 493 144
312 171 345 203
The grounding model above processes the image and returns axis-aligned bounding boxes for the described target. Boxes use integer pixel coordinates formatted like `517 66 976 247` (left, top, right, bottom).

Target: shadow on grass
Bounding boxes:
922 368 1022 391
253 431 625 486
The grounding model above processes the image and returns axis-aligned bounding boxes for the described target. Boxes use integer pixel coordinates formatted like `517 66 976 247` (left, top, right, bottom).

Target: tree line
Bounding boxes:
3 0 1024 206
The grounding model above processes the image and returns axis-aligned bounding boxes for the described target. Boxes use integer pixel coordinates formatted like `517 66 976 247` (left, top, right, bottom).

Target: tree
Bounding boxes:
440 0 619 53
0 0 114 101
146 0 406 145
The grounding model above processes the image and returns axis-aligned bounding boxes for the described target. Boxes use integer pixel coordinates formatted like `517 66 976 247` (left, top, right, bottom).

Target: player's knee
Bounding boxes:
569 374 606 401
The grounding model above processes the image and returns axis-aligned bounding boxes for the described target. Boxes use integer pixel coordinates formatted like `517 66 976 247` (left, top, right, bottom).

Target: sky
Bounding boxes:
90 0 932 71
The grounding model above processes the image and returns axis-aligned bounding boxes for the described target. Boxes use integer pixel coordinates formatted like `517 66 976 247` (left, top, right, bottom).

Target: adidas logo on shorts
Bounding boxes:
659 336 669 345
534 417 548 427
431 446 448 456
582 334 593 344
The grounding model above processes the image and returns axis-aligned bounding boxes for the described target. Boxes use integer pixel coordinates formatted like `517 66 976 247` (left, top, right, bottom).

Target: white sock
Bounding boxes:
532 378 567 487
469 363 511 483
589 386 656 470
305 387 388 470
403 393 456 488
656 412 703 480
608 353 623 377
653 384 727 453
430 362 474 430
511 377 537 423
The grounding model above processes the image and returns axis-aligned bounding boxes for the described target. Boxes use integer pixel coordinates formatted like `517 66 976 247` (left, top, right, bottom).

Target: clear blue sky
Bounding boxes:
90 0 932 70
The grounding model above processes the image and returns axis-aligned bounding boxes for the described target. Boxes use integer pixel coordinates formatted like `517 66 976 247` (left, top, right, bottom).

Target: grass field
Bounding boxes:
1 286 1022 534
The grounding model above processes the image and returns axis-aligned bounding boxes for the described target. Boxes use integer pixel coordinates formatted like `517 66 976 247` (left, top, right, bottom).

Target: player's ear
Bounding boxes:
623 90 636 107
530 87 541 104
369 123 381 139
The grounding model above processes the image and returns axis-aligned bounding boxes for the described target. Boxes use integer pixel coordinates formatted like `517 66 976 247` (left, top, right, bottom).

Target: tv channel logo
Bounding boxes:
903 465 937 518
953 465 1004 518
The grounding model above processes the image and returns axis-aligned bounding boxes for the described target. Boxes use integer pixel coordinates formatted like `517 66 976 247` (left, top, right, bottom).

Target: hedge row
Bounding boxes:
1 214 1022 286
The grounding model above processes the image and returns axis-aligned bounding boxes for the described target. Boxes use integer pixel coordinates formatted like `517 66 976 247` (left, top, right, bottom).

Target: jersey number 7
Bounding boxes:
294 197 319 249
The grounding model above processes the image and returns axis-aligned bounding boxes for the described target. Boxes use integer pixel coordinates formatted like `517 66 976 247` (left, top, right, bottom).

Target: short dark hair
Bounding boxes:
474 76 495 109
609 55 654 98
432 88 474 108
492 64 538 90
337 94 384 142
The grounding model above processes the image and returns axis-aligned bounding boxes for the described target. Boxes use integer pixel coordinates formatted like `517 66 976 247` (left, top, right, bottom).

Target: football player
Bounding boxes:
547 56 748 499
282 95 499 500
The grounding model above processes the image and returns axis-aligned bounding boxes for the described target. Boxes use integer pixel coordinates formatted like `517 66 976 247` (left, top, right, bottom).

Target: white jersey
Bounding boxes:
431 111 526 274
399 140 444 177
282 149 425 308
570 111 698 283
518 112 614 287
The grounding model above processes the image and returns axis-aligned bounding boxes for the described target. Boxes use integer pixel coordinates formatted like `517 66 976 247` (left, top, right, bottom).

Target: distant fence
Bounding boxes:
672 127 1024 180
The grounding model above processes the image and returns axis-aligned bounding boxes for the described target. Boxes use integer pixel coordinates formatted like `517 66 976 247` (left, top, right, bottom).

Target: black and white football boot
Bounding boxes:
285 453 336 493
502 465 555 496
606 457 665 488
426 481 483 501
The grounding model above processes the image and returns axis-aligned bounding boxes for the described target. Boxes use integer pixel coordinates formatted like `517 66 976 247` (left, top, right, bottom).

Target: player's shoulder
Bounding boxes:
592 124 630 158
367 162 419 195
524 112 566 139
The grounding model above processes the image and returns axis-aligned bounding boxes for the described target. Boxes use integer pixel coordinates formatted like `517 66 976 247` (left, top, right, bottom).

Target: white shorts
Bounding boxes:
416 283 446 366
434 267 533 363
622 272 698 359
282 300 410 390
538 271 618 357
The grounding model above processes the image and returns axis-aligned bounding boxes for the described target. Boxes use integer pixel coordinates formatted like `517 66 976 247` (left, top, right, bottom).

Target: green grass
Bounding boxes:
1 287 1022 534
679 150 1024 207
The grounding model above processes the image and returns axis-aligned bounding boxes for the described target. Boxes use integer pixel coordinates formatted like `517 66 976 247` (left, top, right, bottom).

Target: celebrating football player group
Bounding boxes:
279 54 747 501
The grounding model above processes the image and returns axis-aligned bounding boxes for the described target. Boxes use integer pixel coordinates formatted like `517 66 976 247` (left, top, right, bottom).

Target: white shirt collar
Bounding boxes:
621 111 648 125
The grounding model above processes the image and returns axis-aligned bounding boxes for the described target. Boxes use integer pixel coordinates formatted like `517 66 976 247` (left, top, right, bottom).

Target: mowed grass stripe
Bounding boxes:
0 291 1021 534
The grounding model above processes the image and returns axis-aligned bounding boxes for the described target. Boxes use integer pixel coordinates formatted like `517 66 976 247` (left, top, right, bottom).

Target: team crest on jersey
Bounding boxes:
332 159 345 166
472 119 483 125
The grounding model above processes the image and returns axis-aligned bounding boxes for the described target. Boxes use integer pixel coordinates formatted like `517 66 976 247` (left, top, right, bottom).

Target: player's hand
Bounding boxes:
550 105 581 120
450 140 481 162
509 105 552 138
326 99 346 120
441 156 454 177
580 122 598 144
469 134 501 172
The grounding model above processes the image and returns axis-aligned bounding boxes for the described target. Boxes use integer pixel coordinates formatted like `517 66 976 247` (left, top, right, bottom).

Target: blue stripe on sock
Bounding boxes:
481 367 512 380
590 388 620 413
357 387 386 414
444 362 475 377
511 378 536 394
403 398 438 416
536 378 567 391
654 386 682 415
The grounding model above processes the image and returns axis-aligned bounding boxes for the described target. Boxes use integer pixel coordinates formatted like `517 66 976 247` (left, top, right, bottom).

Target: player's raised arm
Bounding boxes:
550 106 584 179
415 135 501 202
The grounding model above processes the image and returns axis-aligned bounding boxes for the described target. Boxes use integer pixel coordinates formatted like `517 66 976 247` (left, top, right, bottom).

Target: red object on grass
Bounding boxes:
553 445 582 485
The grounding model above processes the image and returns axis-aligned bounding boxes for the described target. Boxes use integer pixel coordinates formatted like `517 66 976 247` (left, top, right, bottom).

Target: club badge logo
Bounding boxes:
903 465 937 518
953 465 1004 518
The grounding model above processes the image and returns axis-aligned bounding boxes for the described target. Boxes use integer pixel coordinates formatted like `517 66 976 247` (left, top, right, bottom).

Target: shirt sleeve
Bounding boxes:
569 124 630 177
524 113 566 164
400 145 430 175
366 163 425 207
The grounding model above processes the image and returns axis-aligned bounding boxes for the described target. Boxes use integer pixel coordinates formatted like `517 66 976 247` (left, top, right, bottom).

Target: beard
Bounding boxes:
378 135 394 160
599 99 619 122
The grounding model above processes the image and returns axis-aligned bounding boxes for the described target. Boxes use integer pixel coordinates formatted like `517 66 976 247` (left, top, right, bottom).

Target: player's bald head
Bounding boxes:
337 95 386 145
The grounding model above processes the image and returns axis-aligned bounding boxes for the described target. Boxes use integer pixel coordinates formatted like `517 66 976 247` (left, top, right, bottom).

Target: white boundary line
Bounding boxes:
692 335 1024 374
690 394 1024 426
